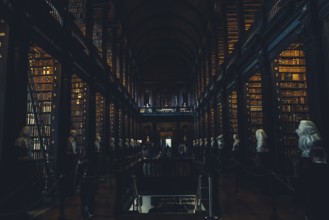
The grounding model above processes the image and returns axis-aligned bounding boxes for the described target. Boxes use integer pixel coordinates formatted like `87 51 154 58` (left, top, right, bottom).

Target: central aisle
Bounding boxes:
33 168 305 220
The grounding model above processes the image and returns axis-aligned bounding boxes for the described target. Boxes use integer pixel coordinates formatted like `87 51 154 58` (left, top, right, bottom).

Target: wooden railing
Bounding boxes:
139 106 193 114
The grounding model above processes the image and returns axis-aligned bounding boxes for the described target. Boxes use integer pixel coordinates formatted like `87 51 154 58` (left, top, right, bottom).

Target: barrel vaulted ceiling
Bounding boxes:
115 0 212 84
89 0 263 85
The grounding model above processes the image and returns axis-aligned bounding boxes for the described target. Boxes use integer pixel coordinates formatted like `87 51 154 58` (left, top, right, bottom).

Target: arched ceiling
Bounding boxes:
116 0 212 84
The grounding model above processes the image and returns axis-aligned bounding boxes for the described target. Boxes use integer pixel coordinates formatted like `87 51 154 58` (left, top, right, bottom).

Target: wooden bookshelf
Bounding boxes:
216 25 225 66
205 54 209 85
0 19 9 69
242 0 263 31
228 90 238 141
245 73 263 163
71 74 88 153
217 102 224 135
224 2 239 54
68 0 86 35
210 46 216 77
204 112 209 139
95 92 105 137
118 107 123 141
27 46 59 159
272 43 309 175
109 103 116 142
210 107 215 137
201 61 205 93
93 21 103 56
124 111 129 141
107 44 113 70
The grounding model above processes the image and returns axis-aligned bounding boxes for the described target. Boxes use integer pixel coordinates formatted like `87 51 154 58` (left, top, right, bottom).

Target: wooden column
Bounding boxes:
102 5 109 66
302 1 329 148
111 27 118 77
236 67 247 162
0 20 10 162
213 99 219 138
0 23 29 165
85 0 94 49
220 2 229 61
237 0 245 40
259 38 277 171
221 88 229 151
103 99 110 156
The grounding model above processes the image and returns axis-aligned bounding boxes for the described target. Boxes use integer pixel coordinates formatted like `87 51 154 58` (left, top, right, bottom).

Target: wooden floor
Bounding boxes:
29 170 305 220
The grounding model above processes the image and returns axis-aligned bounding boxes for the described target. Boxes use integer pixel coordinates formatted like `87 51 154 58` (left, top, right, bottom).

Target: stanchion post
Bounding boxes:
208 176 213 218
58 175 65 220
270 172 278 220
197 175 202 211
235 161 239 193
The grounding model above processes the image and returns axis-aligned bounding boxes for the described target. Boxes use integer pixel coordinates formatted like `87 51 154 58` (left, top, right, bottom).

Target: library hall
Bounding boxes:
1 0 329 220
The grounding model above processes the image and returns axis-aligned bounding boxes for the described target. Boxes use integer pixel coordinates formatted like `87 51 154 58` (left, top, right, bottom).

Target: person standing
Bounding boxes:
94 133 102 178
142 143 151 176
66 129 80 193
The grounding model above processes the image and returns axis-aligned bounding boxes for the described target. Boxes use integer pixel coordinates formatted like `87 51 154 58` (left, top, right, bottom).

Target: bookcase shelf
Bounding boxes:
245 73 263 164
68 0 86 35
228 89 238 144
71 74 88 152
96 92 105 137
217 102 223 135
27 46 59 160
124 112 129 139
210 107 215 137
118 107 123 141
204 112 209 138
272 43 309 175
109 103 116 140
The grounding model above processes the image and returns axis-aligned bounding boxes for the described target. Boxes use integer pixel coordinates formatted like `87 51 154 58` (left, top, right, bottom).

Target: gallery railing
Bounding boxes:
139 106 193 114
115 157 211 215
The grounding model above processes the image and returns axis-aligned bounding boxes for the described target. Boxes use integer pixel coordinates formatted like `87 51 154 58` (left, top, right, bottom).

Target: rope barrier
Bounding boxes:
0 165 77 216
0 174 63 216
235 161 270 177
0 178 33 205
271 172 296 193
